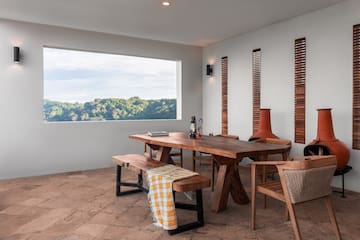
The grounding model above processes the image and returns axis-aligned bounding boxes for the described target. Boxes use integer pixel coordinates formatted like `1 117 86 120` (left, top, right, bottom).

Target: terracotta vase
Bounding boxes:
309 108 350 170
249 108 279 141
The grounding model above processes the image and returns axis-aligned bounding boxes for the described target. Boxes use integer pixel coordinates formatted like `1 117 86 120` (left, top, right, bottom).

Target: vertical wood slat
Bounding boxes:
353 24 360 149
294 37 306 144
221 56 228 135
252 49 261 134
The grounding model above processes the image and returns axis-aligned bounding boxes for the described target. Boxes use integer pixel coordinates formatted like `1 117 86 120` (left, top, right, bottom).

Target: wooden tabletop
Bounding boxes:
130 132 290 159
129 132 291 212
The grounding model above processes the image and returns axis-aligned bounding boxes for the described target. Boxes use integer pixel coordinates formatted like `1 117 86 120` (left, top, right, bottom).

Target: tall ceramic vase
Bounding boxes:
249 108 279 141
309 108 350 170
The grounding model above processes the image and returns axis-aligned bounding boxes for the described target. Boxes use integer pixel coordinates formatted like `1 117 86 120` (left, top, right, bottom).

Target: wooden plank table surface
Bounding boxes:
129 132 291 212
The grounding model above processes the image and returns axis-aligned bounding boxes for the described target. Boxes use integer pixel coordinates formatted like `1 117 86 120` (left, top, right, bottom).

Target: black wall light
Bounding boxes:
206 64 213 76
14 46 20 63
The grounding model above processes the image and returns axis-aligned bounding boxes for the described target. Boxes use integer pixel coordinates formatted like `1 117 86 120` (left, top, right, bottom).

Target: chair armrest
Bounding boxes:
251 161 287 166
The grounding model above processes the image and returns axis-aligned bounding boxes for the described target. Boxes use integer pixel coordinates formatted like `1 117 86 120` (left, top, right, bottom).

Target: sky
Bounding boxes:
43 47 178 103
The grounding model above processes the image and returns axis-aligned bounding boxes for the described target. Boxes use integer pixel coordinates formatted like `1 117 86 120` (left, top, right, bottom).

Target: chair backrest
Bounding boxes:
259 138 292 146
277 155 337 204
257 138 292 160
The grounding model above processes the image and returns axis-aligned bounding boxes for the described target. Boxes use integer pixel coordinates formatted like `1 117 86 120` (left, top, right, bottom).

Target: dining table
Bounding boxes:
129 132 291 213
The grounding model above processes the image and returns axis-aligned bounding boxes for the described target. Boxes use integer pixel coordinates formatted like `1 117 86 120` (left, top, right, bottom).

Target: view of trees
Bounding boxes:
43 97 176 122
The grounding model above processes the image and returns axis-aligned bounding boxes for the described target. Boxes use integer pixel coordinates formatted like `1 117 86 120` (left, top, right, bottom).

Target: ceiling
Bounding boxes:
0 0 345 47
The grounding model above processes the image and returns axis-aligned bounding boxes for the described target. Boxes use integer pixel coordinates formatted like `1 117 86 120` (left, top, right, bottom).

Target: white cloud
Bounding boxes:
43 47 177 75
43 47 178 103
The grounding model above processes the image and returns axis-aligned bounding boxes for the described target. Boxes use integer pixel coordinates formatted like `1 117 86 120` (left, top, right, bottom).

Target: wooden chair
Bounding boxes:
251 155 341 240
144 143 183 167
253 138 292 208
192 134 239 191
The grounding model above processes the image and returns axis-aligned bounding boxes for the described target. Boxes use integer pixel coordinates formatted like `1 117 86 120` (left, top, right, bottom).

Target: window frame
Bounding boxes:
42 46 182 123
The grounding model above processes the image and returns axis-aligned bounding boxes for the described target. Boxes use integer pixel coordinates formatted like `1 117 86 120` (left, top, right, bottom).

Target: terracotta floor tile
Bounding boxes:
14 208 72 234
112 206 150 227
97 225 164 240
0 214 34 237
44 210 92 234
0 205 30 215
75 223 107 237
26 232 95 240
87 212 116 225
0 233 32 240
20 197 47 206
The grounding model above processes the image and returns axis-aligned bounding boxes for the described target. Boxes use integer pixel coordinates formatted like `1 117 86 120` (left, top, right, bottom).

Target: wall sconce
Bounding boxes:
206 64 213 76
13 46 20 63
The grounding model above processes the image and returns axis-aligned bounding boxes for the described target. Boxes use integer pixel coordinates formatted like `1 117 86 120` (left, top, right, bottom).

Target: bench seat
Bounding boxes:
112 153 210 235
112 154 210 192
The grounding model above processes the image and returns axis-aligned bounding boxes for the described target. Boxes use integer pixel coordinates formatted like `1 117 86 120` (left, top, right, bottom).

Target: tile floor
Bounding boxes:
0 162 359 240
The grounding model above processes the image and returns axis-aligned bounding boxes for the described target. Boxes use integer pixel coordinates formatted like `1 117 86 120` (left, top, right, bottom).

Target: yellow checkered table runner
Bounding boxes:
146 165 199 230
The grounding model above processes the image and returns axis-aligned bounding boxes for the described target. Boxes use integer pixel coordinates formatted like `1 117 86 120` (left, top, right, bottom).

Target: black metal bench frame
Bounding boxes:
115 165 204 235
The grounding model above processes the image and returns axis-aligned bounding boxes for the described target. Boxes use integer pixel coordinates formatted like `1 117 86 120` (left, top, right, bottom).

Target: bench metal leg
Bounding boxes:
167 189 204 235
115 165 148 196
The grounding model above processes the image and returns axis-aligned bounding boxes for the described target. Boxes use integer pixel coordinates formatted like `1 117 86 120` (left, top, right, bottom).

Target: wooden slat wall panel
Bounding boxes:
221 56 228 135
294 37 306 144
353 24 360 149
252 49 261 134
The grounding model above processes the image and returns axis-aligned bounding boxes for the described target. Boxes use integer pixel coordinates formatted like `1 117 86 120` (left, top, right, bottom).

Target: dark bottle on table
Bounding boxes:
189 116 197 139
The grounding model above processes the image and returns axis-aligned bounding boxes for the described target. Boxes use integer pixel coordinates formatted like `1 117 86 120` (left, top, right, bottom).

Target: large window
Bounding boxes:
43 47 181 122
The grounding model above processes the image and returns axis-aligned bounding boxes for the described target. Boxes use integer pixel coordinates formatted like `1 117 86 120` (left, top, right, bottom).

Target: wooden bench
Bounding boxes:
112 154 211 235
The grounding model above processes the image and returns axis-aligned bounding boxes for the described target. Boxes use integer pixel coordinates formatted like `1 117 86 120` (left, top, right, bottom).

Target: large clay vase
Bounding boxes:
309 108 350 170
249 108 279 141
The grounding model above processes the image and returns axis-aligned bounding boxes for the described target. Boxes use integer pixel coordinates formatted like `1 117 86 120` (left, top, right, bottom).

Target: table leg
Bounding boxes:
155 146 172 163
282 150 290 161
211 164 232 212
230 163 250 205
211 156 249 212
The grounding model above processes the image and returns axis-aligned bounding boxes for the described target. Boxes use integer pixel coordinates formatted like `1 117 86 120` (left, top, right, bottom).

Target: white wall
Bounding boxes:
0 19 202 180
203 0 360 192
